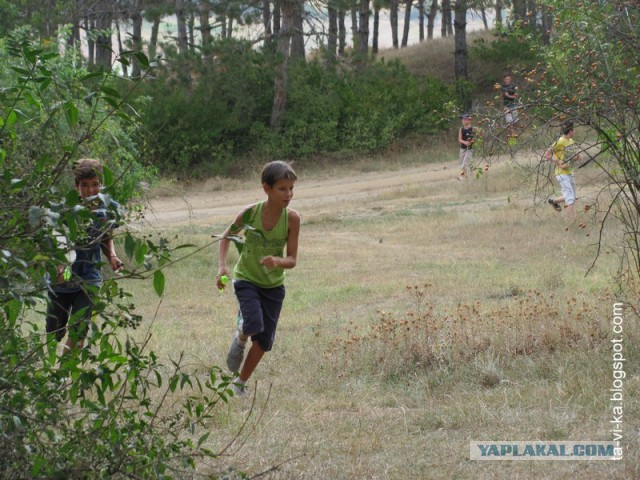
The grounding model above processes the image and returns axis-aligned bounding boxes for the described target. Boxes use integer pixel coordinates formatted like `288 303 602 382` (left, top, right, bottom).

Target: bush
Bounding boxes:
0 35 236 478
136 44 453 175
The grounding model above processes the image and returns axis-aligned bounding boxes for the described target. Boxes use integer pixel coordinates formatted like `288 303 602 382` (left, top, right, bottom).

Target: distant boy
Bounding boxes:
216 161 300 397
458 113 475 180
46 158 123 356
501 73 519 139
545 122 582 222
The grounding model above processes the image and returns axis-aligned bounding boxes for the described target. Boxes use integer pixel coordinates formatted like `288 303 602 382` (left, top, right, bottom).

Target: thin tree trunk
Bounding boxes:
149 15 160 59
271 0 294 130
188 9 195 51
131 3 143 78
176 0 189 54
94 1 113 70
338 9 346 55
480 7 488 30
199 1 212 50
372 4 380 54
351 6 358 51
116 21 128 77
357 0 370 62
263 0 273 49
401 0 412 47
541 3 552 44
86 17 95 66
291 0 305 60
454 0 470 110
427 0 437 39
390 0 399 48
328 0 338 62
418 0 425 42
495 0 502 30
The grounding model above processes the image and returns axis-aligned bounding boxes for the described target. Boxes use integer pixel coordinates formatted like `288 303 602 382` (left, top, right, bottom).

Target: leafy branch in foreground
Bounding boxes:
0 35 244 478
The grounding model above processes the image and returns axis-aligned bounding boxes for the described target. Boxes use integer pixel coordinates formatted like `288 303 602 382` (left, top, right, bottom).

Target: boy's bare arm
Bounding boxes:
216 209 248 289
101 232 123 271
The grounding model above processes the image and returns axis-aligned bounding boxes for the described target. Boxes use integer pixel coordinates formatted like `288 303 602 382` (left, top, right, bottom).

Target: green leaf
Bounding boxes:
63 101 78 127
153 269 165 296
124 234 135 259
100 86 121 99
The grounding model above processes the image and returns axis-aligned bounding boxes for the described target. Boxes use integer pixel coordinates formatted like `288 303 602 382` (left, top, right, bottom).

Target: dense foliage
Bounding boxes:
137 39 454 177
0 37 236 479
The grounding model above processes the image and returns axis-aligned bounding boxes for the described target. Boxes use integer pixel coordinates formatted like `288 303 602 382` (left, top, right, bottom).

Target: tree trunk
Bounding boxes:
351 6 358 52
357 0 370 62
149 15 161 60
401 0 412 47
116 21 128 77
417 0 425 42
199 1 212 50
291 0 305 60
427 0 437 39
440 0 448 37
512 0 526 24
390 0 399 48
131 4 143 78
175 0 189 54
271 0 294 130
328 0 338 59
263 0 273 49
454 0 470 111
188 9 195 51
94 1 113 70
495 0 502 30
338 9 346 55
480 7 488 30
541 3 552 45
86 17 95 66
372 4 380 54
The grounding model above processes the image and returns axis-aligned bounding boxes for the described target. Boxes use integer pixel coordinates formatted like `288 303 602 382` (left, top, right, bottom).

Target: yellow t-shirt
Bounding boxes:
552 135 575 175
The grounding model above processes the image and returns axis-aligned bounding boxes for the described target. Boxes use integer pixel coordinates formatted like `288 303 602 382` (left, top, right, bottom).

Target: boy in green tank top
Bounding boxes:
216 161 300 397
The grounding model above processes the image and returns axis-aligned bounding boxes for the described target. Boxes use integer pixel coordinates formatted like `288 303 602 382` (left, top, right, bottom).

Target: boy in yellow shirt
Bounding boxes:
545 122 582 222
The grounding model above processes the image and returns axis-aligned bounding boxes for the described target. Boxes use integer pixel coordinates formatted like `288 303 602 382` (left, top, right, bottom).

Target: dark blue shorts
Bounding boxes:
46 289 94 342
233 280 285 352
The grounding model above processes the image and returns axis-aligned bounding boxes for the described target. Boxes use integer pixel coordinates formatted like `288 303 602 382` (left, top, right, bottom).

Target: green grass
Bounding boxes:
110 153 640 478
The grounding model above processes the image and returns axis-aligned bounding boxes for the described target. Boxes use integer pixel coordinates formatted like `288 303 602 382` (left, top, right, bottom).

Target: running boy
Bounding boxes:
216 161 300 397
501 73 519 140
46 158 123 357
545 122 582 222
458 113 475 180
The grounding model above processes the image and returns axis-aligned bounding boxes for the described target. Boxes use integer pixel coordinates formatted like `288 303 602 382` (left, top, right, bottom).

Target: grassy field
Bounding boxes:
119 150 639 479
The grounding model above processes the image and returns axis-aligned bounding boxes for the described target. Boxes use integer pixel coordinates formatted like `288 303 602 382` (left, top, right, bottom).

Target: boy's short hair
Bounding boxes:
261 161 297 187
461 113 472 120
73 158 103 185
562 121 574 135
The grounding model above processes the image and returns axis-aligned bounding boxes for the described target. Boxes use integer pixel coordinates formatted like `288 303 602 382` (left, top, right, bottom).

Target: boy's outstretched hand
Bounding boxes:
109 255 124 272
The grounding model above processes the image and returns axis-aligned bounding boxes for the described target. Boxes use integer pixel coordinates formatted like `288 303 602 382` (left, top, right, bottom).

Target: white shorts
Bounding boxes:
556 174 576 205
504 106 518 125
459 148 473 170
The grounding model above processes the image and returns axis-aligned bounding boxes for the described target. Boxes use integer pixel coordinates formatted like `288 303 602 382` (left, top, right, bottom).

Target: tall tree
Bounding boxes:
401 0 412 47
453 0 470 110
291 0 305 59
271 0 295 130
390 0 399 48
175 0 189 54
356 0 370 62
327 0 338 61
441 0 452 37
494 0 503 29
372 0 382 54
417 0 425 41
427 0 438 39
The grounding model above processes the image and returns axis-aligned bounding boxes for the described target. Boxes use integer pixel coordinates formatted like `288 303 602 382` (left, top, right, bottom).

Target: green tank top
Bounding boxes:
234 201 288 288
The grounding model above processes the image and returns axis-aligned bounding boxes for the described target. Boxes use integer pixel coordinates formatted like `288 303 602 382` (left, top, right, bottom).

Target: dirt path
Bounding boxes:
146 159 463 228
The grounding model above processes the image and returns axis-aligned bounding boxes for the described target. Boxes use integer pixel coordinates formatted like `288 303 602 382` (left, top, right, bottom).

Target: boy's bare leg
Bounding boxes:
238 341 265 383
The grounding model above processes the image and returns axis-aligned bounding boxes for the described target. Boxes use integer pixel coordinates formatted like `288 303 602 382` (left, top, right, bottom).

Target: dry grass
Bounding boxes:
117 152 640 479
376 30 499 85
